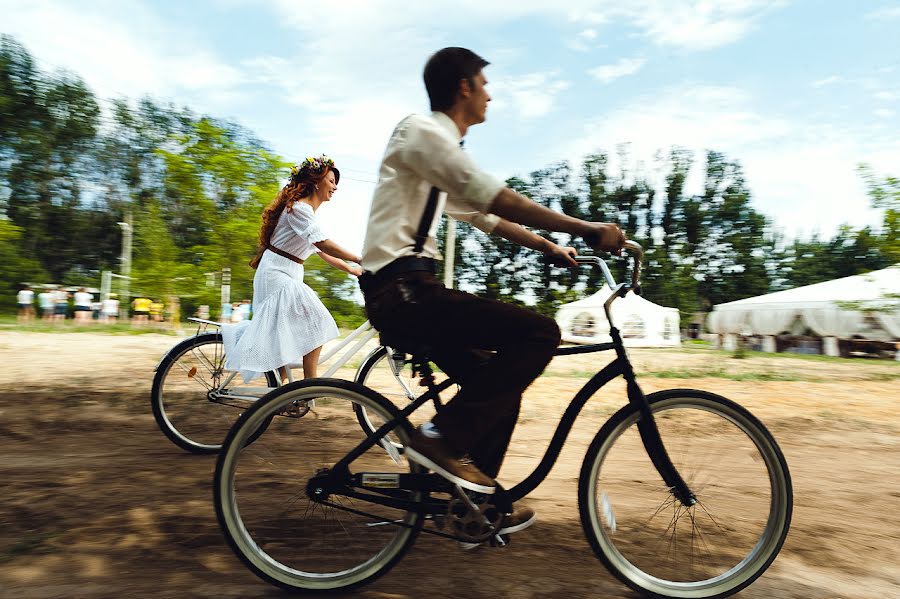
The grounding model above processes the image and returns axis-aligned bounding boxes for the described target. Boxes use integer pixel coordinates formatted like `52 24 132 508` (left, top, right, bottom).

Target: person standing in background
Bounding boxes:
17 285 35 323
150 299 165 324
73 288 93 323
38 288 54 321
102 294 120 324
131 296 151 326
53 288 69 322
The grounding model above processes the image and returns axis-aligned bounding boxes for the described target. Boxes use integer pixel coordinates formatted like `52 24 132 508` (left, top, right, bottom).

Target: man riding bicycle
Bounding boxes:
359 47 625 541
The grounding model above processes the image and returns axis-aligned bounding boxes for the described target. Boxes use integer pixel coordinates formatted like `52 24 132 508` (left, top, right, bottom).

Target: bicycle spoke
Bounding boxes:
217 384 422 587
584 392 791 596
153 333 277 452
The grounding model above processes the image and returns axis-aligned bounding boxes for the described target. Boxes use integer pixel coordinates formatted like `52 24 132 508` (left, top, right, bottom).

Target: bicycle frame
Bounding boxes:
325 328 693 515
324 243 697 514
180 319 381 401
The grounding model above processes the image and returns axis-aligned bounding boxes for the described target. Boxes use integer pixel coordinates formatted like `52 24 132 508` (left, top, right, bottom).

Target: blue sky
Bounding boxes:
4 0 899 255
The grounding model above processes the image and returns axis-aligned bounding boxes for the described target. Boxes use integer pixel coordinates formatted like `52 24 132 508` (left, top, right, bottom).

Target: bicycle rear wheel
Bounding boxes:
151 332 278 454
214 378 424 592
579 389 792 599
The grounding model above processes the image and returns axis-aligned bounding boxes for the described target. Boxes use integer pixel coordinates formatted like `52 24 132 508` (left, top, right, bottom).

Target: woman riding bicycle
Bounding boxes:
223 155 362 384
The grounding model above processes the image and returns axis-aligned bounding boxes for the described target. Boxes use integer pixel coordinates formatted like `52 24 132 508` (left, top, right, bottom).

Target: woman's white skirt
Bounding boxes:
222 251 338 382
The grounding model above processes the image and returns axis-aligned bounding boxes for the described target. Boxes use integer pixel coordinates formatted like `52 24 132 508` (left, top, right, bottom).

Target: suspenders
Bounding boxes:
413 186 441 255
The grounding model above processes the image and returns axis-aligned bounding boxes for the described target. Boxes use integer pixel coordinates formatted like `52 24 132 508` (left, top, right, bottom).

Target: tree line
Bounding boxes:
443 150 898 321
2 35 897 323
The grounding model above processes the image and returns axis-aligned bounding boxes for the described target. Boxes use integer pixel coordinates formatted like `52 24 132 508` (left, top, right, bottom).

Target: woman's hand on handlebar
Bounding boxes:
584 223 626 255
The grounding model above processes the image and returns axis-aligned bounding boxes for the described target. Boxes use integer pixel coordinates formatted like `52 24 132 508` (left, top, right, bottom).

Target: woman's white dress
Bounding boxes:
222 202 339 381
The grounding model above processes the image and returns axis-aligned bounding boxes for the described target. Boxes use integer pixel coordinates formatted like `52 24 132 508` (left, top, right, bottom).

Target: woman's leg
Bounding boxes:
302 346 322 379
278 365 290 385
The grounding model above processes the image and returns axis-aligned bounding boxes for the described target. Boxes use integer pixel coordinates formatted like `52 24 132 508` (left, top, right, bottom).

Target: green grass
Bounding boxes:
543 367 822 382
0 316 178 335
544 364 900 382
668 344 900 367
645 368 823 382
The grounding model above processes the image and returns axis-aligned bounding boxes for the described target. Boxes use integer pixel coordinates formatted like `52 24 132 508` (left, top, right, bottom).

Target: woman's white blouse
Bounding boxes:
268 202 327 260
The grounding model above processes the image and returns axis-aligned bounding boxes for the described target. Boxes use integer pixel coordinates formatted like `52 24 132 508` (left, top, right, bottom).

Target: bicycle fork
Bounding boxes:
612 327 697 507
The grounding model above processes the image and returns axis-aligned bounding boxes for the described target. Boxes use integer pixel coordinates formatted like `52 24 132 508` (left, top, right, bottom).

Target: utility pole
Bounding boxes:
221 267 232 321
117 214 133 319
443 219 456 289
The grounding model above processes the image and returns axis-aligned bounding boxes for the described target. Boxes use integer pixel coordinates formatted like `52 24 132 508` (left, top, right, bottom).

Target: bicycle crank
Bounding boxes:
279 399 311 418
446 489 503 543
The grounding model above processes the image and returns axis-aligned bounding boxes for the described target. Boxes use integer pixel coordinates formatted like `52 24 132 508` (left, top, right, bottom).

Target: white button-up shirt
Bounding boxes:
361 111 505 274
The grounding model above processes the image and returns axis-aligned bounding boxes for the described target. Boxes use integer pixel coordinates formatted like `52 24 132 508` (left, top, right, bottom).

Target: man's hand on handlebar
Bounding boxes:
584 223 626 255
545 244 578 267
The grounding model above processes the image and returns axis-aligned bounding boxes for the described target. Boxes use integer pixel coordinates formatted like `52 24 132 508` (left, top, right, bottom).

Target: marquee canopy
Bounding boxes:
707 266 900 339
556 287 681 347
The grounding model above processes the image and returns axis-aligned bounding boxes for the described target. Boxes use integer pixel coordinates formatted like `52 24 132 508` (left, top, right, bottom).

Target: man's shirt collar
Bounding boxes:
431 111 463 143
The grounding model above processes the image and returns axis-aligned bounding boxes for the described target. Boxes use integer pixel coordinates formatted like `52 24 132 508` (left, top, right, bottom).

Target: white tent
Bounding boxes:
707 266 900 354
556 288 681 347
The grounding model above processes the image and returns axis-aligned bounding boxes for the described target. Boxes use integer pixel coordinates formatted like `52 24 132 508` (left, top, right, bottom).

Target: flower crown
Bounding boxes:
289 155 335 182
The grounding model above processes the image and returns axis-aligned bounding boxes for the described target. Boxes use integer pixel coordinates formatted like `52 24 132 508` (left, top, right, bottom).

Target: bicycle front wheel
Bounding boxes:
151 332 278 454
579 389 792 599
214 378 424 593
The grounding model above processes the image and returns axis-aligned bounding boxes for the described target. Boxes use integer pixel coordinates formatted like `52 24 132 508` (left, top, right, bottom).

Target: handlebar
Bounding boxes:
574 239 643 294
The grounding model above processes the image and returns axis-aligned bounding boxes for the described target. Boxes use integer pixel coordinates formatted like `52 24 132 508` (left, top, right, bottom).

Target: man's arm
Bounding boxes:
489 188 625 253
492 219 578 266
492 219 553 252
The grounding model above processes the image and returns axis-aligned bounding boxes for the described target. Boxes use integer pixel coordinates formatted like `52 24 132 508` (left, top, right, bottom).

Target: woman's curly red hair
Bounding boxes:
249 165 338 268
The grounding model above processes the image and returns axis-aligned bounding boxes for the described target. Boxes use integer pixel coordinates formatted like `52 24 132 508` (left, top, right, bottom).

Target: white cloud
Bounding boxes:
565 28 604 52
490 71 571 119
563 85 792 163
2 0 245 111
865 6 900 19
556 83 896 238
253 0 788 173
812 76 843 87
874 108 896 119
268 0 781 53
576 0 785 50
588 57 647 84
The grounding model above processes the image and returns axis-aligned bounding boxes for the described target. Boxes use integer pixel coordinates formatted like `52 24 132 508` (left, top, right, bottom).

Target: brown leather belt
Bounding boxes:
267 244 304 264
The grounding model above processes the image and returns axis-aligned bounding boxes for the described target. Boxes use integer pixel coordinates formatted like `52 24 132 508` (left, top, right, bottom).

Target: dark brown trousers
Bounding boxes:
362 271 560 478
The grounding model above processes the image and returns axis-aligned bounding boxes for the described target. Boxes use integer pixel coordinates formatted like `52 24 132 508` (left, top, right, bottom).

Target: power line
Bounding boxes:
339 175 377 185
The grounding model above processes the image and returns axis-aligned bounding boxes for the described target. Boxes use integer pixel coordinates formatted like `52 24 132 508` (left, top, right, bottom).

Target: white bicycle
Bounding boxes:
151 319 442 454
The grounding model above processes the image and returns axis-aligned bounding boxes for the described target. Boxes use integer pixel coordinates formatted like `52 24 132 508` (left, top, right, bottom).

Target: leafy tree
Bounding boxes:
0 218 48 310
1 36 100 279
303 253 366 328
858 164 900 264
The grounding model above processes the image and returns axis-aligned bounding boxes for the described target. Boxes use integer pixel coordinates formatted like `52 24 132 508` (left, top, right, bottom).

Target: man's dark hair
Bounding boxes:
423 47 489 111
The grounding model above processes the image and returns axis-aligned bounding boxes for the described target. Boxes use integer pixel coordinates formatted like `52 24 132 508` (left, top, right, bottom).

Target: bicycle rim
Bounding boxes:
580 391 792 598
215 380 423 592
153 333 275 452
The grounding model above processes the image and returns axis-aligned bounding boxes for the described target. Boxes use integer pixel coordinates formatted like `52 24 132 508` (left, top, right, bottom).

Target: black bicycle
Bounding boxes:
213 242 793 598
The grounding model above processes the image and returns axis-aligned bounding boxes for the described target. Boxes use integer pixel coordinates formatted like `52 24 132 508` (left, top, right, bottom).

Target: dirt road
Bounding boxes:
1 331 898 598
